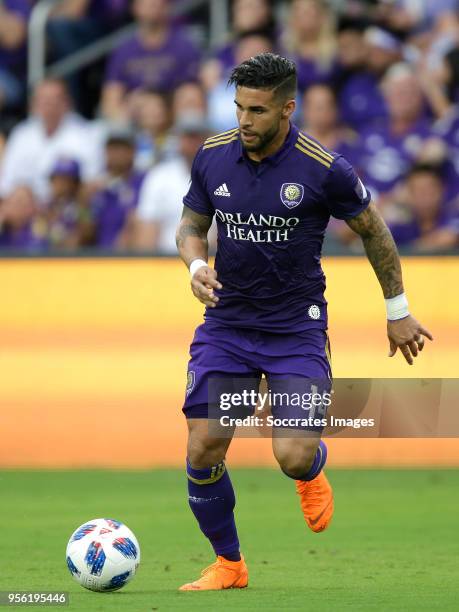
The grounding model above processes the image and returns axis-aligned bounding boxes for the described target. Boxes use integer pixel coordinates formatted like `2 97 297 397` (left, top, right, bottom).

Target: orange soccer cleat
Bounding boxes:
295 471 334 533
179 555 248 591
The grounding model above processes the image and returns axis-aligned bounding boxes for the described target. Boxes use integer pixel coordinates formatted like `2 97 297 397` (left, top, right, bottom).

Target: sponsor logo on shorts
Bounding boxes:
186 370 196 396
308 305 321 320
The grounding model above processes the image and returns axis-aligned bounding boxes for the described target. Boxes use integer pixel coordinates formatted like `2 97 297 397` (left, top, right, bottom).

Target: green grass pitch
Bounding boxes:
1 469 458 611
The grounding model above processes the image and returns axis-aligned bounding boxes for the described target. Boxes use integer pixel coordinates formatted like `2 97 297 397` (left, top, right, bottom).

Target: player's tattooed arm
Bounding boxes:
346 202 433 364
176 205 222 308
346 202 403 299
176 205 212 266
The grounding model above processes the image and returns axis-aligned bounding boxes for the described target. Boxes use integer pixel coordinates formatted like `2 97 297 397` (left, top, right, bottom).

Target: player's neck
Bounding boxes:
246 121 291 163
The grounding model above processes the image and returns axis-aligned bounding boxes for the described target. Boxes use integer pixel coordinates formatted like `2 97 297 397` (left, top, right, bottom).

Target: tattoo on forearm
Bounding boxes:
175 205 212 251
346 204 404 298
176 223 203 249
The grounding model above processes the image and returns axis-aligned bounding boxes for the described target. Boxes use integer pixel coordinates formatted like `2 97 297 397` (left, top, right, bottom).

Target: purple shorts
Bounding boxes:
183 321 332 419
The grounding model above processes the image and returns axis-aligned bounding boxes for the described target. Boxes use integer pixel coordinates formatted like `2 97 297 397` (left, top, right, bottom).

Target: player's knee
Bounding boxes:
187 436 227 469
274 445 317 479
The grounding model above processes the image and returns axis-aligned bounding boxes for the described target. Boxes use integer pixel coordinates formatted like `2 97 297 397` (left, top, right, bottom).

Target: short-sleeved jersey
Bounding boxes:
183 123 370 333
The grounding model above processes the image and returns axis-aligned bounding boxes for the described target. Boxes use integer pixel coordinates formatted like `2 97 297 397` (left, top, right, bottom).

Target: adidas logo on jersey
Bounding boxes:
214 183 231 197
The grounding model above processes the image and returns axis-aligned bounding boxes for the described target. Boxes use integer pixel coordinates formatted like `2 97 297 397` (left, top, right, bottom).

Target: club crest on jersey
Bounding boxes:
280 183 304 209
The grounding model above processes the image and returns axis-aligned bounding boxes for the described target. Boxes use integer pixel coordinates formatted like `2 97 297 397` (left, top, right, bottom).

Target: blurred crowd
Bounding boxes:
1 0 459 254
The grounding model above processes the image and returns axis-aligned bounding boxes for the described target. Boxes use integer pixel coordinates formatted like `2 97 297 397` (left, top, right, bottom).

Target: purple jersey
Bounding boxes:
183 123 370 333
104 28 201 93
356 119 432 196
0 0 30 71
91 171 145 247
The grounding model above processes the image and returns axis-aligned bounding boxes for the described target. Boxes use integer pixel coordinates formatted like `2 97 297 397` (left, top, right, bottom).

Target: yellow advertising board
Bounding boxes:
0 257 457 467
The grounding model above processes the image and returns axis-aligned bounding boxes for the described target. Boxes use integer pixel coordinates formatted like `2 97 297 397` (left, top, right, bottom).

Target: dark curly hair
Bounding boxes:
228 53 297 101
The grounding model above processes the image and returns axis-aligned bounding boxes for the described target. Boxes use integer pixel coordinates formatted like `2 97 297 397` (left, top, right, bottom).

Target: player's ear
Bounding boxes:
282 98 296 119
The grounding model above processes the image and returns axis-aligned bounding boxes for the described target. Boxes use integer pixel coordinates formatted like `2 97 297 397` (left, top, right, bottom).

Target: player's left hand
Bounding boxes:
387 315 433 365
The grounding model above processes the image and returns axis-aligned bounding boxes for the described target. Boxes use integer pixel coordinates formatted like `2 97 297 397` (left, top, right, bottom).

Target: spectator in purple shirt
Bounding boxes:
338 26 403 131
38 157 92 250
89 128 146 249
355 63 437 202
102 0 201 123
0 0 31 116
334 19 386 131
386 162 459 252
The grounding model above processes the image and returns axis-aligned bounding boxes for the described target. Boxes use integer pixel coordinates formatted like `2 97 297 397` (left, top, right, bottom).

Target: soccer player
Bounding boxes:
175 53 432 591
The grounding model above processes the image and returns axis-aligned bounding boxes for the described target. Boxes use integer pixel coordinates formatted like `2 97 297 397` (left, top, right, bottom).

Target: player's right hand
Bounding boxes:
191 266 222 308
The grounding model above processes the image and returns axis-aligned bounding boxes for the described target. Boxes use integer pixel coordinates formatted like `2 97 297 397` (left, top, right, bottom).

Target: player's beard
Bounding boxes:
240 118 281 153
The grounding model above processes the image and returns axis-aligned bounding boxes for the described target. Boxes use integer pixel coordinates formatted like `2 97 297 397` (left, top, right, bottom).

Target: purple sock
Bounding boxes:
282 440 328 481
187 458 241 561
300 440 328 481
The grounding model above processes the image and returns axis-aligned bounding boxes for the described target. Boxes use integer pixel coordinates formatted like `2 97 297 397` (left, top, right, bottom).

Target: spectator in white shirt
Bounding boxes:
133 114 211 253
0 78 104 202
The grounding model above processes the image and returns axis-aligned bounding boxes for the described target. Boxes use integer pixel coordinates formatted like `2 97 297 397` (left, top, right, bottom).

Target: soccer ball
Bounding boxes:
66 518 140 592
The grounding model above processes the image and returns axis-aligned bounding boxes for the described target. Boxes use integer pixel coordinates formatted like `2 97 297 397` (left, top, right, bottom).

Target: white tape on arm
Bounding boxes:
189 259 208 279
385 293 410 321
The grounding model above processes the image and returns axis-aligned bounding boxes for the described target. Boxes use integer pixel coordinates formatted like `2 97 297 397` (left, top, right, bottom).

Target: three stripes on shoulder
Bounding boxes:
203 128 239 150
203 127 334 168
295 133 334 168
